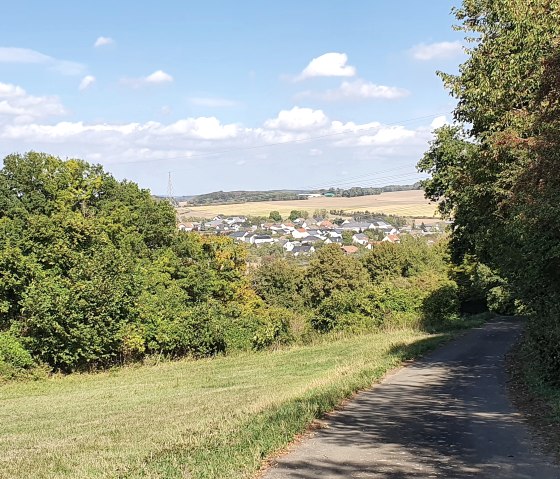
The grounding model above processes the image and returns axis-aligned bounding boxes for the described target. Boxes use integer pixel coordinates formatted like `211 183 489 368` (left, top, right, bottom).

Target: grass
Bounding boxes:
0 329 450 479
178 190 438 220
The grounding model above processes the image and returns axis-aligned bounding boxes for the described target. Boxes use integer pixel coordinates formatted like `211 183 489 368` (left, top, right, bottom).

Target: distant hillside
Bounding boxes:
187 183 421 206
188 190 309 205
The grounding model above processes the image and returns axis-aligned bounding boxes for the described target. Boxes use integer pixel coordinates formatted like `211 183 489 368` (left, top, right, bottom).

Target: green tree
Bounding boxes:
269 210 282 222
288 210 309 221
302 244 369 307
418 0 560 382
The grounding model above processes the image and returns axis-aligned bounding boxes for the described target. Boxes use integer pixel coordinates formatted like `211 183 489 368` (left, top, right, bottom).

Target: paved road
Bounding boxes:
263 319 560 478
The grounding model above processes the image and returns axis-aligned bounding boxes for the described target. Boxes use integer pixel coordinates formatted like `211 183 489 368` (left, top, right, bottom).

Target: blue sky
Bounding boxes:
0 1 464 195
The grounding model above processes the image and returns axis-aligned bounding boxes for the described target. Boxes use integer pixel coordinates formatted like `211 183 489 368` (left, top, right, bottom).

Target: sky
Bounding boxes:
0 1 465 195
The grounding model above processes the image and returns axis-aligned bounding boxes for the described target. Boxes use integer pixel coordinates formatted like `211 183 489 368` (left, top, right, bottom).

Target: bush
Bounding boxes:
421 282 461 331
312 290 378 333
0 332 46 381
486 286 516 315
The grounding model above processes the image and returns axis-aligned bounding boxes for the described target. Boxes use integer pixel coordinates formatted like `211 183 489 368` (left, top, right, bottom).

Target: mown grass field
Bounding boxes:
178 190 438 220
0 330 449 479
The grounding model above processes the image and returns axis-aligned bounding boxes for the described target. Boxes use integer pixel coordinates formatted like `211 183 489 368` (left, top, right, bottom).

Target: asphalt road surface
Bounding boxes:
263 319 560 478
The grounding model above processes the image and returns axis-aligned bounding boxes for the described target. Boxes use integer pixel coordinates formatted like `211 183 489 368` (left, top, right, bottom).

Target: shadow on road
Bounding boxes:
265 320 558 478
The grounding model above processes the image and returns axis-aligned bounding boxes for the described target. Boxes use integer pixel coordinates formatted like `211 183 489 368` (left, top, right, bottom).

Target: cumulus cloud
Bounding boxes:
297 52 356 80
79 75 96 91
121 70 174 87
0 87 441 194
410 41 463 61
430 115 448 129
300 79 409 101
0 47 86 75
94 36 114 47
264 106 329 131
145 70 173 83
0 82 66 122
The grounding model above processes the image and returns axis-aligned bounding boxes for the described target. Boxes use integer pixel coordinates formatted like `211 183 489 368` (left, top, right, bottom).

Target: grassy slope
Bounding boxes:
178 190 437 220
0 330 448 479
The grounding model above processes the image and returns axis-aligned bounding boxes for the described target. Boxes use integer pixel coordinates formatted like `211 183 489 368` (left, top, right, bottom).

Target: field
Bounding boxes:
0 330 447 479
178 190 438 220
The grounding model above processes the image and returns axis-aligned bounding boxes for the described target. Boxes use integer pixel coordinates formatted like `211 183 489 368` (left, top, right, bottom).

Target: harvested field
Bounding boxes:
178 190 438 220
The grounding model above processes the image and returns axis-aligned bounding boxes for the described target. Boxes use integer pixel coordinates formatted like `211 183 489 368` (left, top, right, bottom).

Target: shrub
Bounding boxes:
312 290 378 333
421 282 461 331
0 332 46 381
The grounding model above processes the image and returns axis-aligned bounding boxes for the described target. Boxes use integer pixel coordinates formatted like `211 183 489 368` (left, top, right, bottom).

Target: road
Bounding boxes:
262 319 559 478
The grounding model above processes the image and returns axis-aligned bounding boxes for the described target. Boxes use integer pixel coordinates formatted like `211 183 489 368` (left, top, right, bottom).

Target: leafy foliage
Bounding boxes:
418 0 560 382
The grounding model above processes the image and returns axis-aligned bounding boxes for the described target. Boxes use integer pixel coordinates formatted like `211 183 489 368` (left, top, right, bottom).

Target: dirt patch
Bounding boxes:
506 338 560 463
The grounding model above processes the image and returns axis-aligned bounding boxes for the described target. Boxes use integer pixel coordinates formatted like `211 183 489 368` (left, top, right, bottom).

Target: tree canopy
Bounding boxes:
418 0 560 382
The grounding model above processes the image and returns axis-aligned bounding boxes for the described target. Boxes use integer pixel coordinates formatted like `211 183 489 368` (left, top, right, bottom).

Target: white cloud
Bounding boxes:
297 52 356 80
430 115 448 129
410 41 463 61
356 126 416 146
301 79 409 101
122 70 173 87
94 37 114 48
156 117 239 140
0 47 86 75
264 106 328 131
188 97 239 108
0 94 441 194
79 75 96 91
0 82 66 122
146 70 173 84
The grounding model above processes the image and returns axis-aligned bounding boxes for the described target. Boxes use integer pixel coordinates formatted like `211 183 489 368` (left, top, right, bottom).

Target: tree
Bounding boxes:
302 244 369 307
268 210 282 222
418 0 560 382
288 210 309 221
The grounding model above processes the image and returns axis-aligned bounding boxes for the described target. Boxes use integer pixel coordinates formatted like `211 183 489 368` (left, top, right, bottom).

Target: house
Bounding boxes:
341 245 359 255
352 233 369 246
204 219 225 230
382 234 401 244
253 234 274 245
291 245 315 256
292 228 309 239
318 220 334 229
228 231 248 242
178 222 195 231
224 216 247 226
324 236 342 244
302 235 322 244
282 241 296 252
340 221 374 232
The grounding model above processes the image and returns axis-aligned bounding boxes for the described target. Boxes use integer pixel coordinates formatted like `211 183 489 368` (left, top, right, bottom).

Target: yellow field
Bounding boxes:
178 189 438 220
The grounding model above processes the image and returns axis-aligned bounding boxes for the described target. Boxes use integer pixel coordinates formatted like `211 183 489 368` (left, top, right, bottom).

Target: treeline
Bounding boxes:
318 183 421 198
187 183 421 206
0 153 479 381
418 1 560 384
188 190 307 205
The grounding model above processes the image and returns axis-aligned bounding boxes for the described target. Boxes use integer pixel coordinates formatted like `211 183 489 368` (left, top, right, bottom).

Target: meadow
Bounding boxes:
0 330 448 479
178 190 438 220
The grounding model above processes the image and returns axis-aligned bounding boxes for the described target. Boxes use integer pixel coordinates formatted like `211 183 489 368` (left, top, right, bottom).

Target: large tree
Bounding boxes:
418 0 560 382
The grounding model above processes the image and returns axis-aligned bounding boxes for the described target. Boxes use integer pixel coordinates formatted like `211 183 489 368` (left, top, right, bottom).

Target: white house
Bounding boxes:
352 233 369 246
292 228 309 239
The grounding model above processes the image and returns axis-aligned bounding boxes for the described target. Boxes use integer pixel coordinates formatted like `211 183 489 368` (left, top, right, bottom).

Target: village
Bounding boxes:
178 214 444 256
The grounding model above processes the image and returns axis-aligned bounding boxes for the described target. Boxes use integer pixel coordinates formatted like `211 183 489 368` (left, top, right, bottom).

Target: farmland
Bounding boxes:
178 189 438 220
